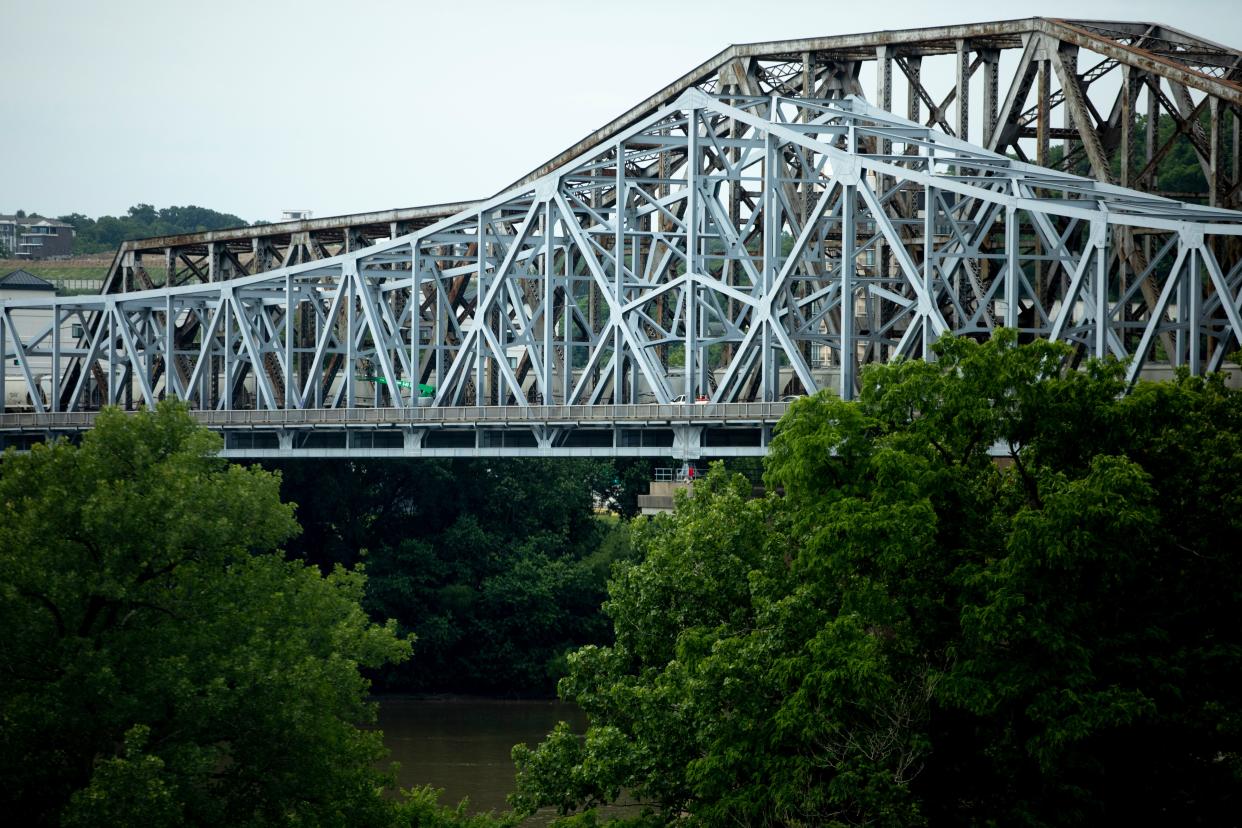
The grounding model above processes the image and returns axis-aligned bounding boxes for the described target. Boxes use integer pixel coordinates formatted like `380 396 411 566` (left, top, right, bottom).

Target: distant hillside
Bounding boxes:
8 205 251 255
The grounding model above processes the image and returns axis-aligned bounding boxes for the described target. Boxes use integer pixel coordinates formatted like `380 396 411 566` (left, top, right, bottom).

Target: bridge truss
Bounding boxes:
3 89 1242 457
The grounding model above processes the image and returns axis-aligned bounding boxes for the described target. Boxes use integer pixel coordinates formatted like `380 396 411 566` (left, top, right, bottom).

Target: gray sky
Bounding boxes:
3 0 1239 223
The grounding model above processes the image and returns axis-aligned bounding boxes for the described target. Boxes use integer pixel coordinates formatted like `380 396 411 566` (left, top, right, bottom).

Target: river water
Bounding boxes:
377 697 597 823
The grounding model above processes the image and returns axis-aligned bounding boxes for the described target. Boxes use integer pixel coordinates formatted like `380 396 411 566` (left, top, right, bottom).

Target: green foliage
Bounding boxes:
272 458 639 695
57 204 250 254
391 785 518 828
512 333 1242 825
0 401 414 826
1047 112 1229 196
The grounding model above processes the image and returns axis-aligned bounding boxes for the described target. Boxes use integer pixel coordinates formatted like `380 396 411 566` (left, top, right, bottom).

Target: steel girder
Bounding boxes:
95 18 1242 314
4 93 1242 438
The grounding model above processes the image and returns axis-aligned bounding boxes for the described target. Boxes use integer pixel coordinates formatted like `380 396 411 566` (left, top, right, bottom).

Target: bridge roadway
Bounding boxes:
0 401 791 459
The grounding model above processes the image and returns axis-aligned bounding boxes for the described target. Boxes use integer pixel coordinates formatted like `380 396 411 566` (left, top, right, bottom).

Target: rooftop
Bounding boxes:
0 215 73 228
0 269 56 292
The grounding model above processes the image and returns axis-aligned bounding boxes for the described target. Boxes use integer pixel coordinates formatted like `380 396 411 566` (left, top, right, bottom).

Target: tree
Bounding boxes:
1046 111 1230 198
512 333 1242 826
0 401 414 826
58 205 249 254
272 457 635 695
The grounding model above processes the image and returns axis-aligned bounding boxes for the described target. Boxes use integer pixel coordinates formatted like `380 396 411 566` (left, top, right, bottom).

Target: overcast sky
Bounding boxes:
3 0 1239 223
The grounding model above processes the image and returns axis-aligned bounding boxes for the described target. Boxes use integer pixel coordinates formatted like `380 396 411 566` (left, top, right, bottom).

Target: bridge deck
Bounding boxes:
0 402 791 459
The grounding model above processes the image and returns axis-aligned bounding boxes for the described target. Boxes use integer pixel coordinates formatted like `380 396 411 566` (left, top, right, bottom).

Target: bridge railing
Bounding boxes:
0 402 794 432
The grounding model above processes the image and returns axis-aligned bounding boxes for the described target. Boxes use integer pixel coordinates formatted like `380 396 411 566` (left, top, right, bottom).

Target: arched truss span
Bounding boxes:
3 92 1242 422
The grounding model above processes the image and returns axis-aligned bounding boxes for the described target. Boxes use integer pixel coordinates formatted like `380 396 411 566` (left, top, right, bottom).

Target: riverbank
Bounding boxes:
374 696 639 825
376 697 580 812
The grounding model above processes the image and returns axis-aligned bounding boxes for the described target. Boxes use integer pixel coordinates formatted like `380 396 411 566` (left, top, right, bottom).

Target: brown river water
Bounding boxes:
376 697 636 824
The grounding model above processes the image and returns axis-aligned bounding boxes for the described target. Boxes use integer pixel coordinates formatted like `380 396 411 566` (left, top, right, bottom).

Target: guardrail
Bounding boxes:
0 402 793 431
57 279 105 293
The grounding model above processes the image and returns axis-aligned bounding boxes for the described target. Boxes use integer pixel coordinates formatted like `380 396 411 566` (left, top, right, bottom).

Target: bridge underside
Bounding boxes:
4 28 1242 458
0 403 787 459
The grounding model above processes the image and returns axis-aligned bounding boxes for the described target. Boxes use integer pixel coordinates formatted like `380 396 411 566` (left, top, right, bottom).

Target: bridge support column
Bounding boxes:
532 426 553 452
279 430 293 452
403 428 424 453
672 425 703 461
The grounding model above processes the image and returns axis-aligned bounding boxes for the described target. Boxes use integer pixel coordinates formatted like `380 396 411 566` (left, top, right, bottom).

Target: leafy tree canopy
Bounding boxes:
0 401 414 826
1047 111 1229 196
54 204 250 254
272 457 643 695
512 332 1242 826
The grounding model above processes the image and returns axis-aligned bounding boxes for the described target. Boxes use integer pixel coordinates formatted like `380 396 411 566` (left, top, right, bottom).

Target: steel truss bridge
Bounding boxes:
3 18 1242 458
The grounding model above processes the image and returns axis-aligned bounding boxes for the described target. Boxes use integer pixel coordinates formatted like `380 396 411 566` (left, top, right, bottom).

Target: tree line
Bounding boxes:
269 456 652 696
57 204 252 254
1044 111 1223 195
513 333 1242 826
2 205 252 256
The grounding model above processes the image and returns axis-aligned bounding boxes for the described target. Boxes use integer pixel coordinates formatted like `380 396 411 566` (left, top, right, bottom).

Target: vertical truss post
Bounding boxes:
475 220 485 406
876 43 893 208
1188 246 1202 374
1037 54 1051 167
195 310 206 408
922 183 935 357
1209 97 1221 208
207 242 218 283
164 294 177 399
1058 44 1077 162
685 109 700 403
1233 108 1240 188
1144 84 1158 188
906 56 922 124
223 296 233 410
587 163 598 395
981 49 999 148
345 268 356 408
0 310 6 414
106 302 117 405
435 251 446 394
51 306 61 413
251 239 264 275
561 236 571 404
628 198 640 405
285 272 294 409
313 291 324 409
1120 67 1134 188
543 200 555 404
1005 206 1020 330
956 39 971 140
1175 253 1188 369
762 131 777 400
614 146 625 402
841 178 857 401
410 248 419 402
1094 226 1109 358
876 45 893 118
